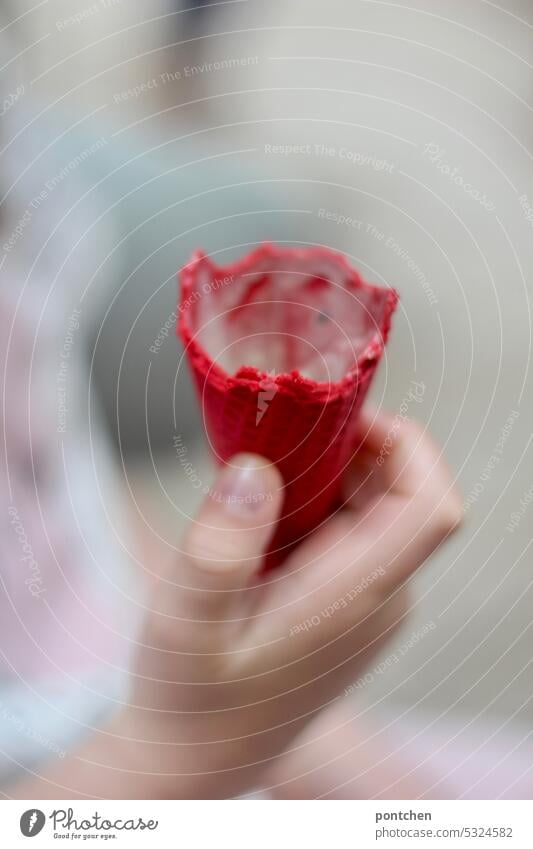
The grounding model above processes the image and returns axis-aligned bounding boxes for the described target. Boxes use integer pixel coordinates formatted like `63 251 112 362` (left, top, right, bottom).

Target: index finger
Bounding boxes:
350 404 461 504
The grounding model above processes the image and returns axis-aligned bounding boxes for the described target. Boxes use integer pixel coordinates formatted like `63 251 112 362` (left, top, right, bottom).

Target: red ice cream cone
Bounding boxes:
178 243 398 568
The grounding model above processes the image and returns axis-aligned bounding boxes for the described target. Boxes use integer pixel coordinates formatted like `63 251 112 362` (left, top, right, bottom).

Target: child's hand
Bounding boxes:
124 408 462 798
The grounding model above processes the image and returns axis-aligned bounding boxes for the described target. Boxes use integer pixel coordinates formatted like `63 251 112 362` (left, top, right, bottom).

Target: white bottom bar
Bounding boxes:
1 800 532 847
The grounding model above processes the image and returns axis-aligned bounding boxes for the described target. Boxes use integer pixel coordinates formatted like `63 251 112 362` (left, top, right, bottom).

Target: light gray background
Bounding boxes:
2 0 532 779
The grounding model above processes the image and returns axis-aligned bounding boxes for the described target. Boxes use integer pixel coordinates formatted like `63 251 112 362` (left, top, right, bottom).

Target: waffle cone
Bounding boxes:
178 244 398 567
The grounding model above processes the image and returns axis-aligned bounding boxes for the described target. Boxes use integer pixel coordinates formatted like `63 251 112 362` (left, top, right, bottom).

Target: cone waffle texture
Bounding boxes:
178 244 398 567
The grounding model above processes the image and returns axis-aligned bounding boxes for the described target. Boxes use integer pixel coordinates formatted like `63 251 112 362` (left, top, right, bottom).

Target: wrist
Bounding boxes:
116 706 264 799
112 708 225 799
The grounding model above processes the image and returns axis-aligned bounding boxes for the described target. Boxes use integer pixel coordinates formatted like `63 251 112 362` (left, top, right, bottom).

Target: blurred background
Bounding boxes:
1 0 533 794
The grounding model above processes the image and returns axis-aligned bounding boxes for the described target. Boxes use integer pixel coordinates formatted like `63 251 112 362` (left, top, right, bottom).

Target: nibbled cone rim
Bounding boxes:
177 243 398 403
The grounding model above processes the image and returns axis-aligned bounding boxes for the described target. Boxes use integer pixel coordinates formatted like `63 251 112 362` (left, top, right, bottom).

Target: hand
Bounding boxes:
123 407 462 798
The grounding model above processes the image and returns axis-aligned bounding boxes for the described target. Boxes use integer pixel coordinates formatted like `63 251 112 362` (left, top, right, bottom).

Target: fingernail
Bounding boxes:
212 454 276 514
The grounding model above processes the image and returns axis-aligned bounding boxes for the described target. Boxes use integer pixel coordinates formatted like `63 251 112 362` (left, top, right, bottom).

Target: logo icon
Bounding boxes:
20 809 46 837
256 370 277 425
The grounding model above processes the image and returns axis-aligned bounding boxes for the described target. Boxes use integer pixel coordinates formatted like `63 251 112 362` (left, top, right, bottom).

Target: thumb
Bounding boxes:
175 454 284 620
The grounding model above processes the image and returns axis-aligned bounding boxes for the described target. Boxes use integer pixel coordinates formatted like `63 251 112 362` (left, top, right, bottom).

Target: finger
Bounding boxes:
168 454 284 622
297 477 458 605
272 419 461 633
350 405 460 506
248 577 408 703
267 697 446 800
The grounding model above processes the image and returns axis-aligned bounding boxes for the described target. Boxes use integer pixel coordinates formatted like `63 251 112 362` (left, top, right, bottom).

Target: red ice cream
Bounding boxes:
178 243 398 567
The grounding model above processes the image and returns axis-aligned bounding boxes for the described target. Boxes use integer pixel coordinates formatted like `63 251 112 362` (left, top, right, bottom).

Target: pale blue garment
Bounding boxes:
0 99 317 783
0 350 139 784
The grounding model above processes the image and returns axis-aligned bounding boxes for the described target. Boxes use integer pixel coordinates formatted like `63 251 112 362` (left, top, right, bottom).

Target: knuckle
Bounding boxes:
395 416 425 448
184 525 246 573
434 489 464 537
403 417 425 440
